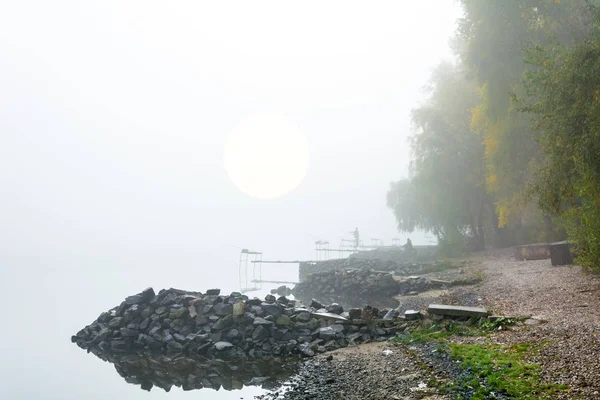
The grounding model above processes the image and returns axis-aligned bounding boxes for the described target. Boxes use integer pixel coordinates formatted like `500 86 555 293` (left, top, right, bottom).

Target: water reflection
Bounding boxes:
95 352 298 393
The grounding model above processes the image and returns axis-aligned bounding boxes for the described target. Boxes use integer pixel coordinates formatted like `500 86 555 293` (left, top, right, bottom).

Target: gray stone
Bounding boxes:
264 294 276 303
253 317 274 326
318 326 338 341
261 302 283 317
108 317 124 329
123 304 140 322
310 299 324 309
225 329 241 341
273 328 289 340
110 340 130 352
160 293 178 306
120 327 139 337
252 325 270 341
324 340 339 351
188 305 198 318
348 308 362 320
140 307 153 319
210 331 222 342
326 303 343 314
299 342 314 357
213 303 233 316
276 315 292 326
428 304 488 318
347 332 362 342
405 310 421 320
213 314 233 331
172 333 185 342
247 298 262 306
214 341 234 351
295 312 311 322
125 294 143 305
166 341 183 353
206 289 220 296
90 328 111 345
173 307 188 319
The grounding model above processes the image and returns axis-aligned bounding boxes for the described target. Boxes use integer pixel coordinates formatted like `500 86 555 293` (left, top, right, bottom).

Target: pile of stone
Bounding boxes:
299 258 405 281
71 287 404 363
292 269 400 308
270 285 292 297
299 257 458 283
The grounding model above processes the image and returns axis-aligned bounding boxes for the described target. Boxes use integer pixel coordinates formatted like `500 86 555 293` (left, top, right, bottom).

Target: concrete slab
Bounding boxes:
429 279 452 286
428 304 488 318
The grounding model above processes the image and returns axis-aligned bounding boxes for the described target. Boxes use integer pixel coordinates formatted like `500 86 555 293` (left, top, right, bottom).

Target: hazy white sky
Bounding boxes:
1 1 463 398
1 1 460 260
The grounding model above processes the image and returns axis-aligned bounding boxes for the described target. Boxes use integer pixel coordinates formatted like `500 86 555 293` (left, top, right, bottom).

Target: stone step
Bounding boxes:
428 304 488 318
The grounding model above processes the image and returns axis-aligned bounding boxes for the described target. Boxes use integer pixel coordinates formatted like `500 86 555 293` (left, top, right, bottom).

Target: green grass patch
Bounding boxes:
393 319 571 398
419 260 462 274
394 320 483 344
393 317 520 345
446 342 569 399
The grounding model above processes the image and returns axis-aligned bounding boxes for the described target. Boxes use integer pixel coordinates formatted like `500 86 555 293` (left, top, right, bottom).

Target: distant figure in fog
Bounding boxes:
404 238 413 252
351 227 360 250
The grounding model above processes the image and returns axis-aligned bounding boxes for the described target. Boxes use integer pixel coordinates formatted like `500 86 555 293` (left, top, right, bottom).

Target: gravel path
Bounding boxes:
256 342 448 400
461 249 600 399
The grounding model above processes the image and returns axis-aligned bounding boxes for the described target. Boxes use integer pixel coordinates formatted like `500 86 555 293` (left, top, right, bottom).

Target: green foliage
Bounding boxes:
394 318 519 345
480 316 518 331
389 0 599 259
521 5 600 271
394 320 482 344
457 0 588 244
446 343 569 399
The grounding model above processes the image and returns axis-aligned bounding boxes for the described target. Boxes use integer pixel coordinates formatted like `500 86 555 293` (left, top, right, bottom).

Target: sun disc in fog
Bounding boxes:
224 113 310 199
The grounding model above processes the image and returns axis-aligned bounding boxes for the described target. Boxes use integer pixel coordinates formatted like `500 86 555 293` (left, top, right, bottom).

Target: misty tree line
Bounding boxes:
387 0 600 271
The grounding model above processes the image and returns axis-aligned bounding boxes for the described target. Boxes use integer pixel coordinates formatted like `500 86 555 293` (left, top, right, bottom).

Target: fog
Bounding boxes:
0 1 460 398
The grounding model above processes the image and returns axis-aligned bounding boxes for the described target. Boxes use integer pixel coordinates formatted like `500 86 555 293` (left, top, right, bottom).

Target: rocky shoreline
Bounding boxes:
72 249 600 398
292 263 478 309
72 287 417 392
72 284 494 394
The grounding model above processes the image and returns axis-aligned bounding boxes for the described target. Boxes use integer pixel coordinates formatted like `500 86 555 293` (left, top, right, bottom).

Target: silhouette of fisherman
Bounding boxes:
404 238 413 252
350 227 360 250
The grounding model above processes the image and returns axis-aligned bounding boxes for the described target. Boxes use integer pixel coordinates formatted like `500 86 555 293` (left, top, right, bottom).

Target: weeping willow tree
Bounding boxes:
387 63 491 254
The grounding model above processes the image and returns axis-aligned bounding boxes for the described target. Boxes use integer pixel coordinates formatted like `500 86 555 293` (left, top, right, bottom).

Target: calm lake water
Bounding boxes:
0 253 300 399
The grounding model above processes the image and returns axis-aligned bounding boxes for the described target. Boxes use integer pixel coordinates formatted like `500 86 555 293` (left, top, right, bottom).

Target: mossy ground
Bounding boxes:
393 320 571 399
